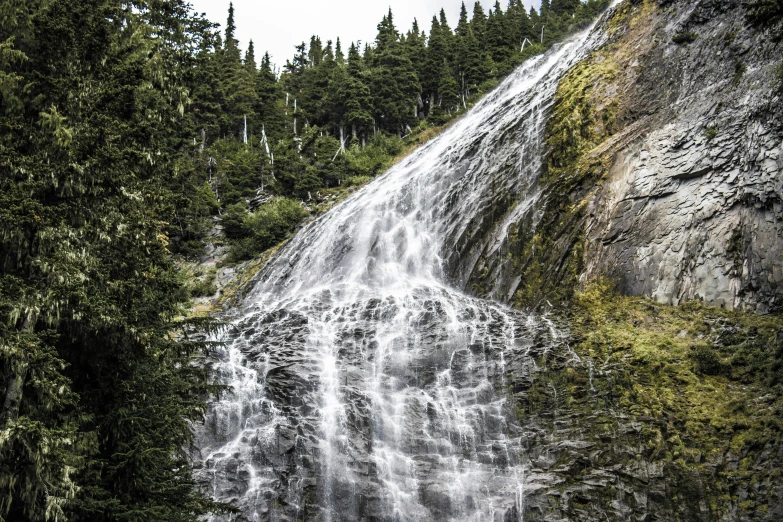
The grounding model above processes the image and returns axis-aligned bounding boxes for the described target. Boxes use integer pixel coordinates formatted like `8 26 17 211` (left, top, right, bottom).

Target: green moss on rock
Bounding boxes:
516 279 783 519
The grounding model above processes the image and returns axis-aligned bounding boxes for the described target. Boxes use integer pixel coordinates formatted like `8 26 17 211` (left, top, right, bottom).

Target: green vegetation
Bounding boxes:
224 197 309 263
704 125 719 141
746 0 783 29
0 2 235 520
733 59 748 85
189 268 219 298
672 30 699 44
509 0 647 309
182 0 612 262
518 280 783 518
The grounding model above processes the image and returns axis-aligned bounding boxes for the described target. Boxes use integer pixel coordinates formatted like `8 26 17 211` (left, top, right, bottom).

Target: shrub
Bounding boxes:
672 31 698 44
190 269 218 298
221 201 249 239
226 197 308 263
745 0 783 27
732 60 747 85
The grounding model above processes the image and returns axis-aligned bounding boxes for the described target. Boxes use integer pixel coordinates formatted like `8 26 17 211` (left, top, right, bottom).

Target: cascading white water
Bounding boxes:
195 9 617 521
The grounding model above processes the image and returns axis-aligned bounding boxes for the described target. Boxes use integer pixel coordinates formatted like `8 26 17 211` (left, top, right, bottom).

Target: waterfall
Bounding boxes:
195 8 617 522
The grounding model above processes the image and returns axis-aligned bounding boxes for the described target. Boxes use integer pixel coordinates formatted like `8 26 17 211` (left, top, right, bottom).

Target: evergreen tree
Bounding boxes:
551 0 581 17
335 37 345 63
369 11 420 133
438 8 455 61
423 16 447 113
486 6 511 65
437 60 460 111
308 35 323 67
375 9 400 52
456 3 471 37
471 1 488 47
284 42 309 74
245 39 257 71
256 52 286 143
223 1 241 63
347 42 365 77
0 1 231 520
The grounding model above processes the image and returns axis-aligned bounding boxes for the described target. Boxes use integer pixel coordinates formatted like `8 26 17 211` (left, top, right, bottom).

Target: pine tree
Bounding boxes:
456 3 471 37
437 60 460 111
335 37 345 63
256 52 286 138
347 42 364 77
486 3 511 65
245 39 257 71
471 1 488 47
375 8 400 52
285 42 309 74
223 1 241 63
438 8 455 61
1 1 231 520
405 20 428 116
551 0 581 16
423 16 447 113
308 35 323 67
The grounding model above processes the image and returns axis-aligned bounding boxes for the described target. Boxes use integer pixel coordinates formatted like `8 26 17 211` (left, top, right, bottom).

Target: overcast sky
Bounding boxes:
188 0 540 70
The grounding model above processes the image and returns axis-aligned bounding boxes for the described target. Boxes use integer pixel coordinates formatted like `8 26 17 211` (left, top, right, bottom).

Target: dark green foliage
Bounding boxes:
225 198 308 263
672 30 699 44
746 0 783 27
732 59 747 85
0 0 231 520
192 0 612 264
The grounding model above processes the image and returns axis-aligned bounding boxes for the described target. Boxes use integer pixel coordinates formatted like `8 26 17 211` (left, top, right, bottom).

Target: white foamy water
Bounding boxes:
195 8 618 521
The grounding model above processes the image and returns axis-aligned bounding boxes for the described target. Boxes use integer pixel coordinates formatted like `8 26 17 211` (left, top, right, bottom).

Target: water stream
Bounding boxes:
194 9 617 521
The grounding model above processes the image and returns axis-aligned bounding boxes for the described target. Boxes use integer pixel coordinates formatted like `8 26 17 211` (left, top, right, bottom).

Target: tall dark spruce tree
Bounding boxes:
0 0 229 520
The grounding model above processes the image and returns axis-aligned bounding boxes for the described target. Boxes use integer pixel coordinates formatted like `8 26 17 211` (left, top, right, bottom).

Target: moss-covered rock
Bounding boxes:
514 280 783 520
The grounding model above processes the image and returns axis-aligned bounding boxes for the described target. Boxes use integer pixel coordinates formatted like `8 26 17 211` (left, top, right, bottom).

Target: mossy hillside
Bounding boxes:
515 281 783 519
510 0 658 309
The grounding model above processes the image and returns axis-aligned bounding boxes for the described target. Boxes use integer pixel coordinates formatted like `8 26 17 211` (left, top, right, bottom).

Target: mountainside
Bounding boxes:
190 2 783 521
191 1 783 521
2 0 781 521
466 0 783 313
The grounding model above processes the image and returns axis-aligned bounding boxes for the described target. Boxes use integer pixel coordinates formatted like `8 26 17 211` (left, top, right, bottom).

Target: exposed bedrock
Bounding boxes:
464 0 783 312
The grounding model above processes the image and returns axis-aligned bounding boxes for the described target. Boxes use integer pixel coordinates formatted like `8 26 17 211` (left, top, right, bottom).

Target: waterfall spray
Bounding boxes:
196 7 619 521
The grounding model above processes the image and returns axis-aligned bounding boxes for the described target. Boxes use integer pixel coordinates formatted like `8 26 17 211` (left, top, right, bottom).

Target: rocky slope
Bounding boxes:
192 2 783 521
466 0 783 313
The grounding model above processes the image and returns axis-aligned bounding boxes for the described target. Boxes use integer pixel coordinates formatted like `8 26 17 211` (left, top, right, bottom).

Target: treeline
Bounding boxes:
0 1 609 521
177 0 611 261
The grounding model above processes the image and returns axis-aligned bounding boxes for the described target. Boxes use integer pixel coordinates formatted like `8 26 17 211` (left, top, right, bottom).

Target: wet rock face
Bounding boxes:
193 290 564 522
462 0 782 313
580 0 783 312
193 2 783 520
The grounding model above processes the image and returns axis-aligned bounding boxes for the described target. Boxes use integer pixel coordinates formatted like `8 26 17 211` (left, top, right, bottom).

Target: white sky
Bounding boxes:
188 0 540 70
